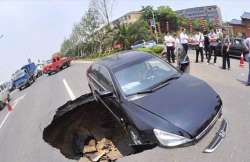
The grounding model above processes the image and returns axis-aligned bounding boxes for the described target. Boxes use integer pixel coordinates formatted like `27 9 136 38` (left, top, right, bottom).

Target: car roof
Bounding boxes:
95 51 153 70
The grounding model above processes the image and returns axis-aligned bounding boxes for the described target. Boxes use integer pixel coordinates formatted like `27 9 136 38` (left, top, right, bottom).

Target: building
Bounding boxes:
228 12 250 37
112 11 142 27
176 5 222 26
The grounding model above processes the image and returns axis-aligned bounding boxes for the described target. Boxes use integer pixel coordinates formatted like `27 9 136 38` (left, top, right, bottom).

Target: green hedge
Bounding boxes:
136 45 164 55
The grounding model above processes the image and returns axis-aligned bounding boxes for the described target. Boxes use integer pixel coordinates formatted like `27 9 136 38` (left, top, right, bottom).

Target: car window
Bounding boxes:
91 64 113 92
114 57 178 96
98 66 113 92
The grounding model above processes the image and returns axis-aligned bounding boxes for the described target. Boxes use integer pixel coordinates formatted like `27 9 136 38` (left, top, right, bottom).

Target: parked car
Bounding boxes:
35 63 44 78
131 40 157 49
215 38 249 59
13 63 37 91
45 55 71 75
144 40 157 48
131 40 146 49
0 81 10 110
87 51 227 152
42 60 52 74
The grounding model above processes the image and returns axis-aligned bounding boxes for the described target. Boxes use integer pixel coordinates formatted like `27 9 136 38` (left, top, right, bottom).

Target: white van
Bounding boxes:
0 82 10 110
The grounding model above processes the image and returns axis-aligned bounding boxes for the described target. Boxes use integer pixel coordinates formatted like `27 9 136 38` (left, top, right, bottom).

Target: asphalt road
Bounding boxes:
0 52 250 162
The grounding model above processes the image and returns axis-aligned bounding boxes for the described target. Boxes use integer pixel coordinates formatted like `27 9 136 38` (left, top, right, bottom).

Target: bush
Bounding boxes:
136 45 164 55
151 45 164 54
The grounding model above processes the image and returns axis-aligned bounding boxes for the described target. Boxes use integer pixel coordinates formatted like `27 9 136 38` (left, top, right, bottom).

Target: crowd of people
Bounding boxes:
162 28 250 86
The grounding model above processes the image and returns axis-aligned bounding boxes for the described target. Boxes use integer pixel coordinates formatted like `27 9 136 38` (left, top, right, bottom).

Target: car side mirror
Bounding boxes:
96 90 113 98
179 55 190 73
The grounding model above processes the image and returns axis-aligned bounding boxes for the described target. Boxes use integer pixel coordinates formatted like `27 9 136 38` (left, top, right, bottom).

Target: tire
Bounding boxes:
19 87 22 91
127 125 142 145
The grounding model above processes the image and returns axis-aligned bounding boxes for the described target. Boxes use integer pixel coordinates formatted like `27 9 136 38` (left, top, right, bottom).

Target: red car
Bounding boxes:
44 55 71 75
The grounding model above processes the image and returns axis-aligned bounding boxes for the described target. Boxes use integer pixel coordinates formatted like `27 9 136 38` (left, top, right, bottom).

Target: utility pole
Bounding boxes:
151 10 158 44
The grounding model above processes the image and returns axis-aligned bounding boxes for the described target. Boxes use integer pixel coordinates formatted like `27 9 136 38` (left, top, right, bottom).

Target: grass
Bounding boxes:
77 45 164 60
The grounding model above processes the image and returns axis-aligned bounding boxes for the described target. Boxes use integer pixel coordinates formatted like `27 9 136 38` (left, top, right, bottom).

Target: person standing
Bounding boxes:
221 30 232 70
203 30 210 59
194 31 204 63
180 28 189 55
164 33 176 63
208 29 218 64
244 37 250 86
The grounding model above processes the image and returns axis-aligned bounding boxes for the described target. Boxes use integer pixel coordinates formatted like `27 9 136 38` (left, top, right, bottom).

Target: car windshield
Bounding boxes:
12 70 25 80
114 57 178 96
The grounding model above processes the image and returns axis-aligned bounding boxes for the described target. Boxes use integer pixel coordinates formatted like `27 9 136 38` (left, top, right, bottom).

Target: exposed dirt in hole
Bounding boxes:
43 93 156 161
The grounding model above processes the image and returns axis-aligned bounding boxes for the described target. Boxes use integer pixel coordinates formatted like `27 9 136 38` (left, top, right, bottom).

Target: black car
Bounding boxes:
87 51 227 152
215 38 248 58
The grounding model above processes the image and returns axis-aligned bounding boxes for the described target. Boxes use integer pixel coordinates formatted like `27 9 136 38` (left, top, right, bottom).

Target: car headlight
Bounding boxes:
153 129 192 147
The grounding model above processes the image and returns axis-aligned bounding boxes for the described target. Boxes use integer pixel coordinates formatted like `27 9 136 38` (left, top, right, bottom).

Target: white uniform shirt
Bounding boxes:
194 33 204 47
180 32 189 44
209 32 218 46
164 35 175 47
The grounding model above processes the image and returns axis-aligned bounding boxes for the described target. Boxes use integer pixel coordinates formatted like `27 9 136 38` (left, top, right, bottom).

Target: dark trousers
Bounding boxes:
167 46 175 63
195 46 204 62
222 46 230 69
182 43 188 55
208 46 217 63
247 55 250 84
204 45 210 59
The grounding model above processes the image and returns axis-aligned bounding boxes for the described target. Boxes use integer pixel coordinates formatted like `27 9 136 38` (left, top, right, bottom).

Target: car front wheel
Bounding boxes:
128 125 142 145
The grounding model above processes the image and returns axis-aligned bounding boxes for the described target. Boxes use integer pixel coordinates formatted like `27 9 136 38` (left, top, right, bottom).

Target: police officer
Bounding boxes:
244 36 250 86
203 30 210 59
194 31 204 63
180 28 189 55
208 29 218 64
164 33 175 63
221 29 231 70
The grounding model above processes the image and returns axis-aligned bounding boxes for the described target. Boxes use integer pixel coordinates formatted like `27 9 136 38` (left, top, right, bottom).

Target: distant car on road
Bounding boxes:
45 55 71 75
215 38 249 59
87 51 227 152
0 81 10 110
131 40 156 49
13 63 37 90
35 63 44 78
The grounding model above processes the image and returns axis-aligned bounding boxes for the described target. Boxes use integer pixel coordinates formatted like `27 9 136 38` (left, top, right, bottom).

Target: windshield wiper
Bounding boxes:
151 74 180 91
127 74 180 97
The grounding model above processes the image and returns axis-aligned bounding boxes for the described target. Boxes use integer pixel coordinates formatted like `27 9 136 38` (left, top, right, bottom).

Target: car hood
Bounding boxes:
131 74 221 138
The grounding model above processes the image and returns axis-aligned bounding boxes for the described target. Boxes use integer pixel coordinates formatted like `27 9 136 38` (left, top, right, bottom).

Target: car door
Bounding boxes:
230 39 243 58
93 65 125 122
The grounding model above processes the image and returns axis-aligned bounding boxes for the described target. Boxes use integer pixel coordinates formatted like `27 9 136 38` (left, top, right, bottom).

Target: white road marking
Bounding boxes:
0 94 26 129
63 79 76 100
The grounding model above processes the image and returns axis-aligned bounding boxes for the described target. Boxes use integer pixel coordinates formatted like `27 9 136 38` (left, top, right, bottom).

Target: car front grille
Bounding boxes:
195 107 222 140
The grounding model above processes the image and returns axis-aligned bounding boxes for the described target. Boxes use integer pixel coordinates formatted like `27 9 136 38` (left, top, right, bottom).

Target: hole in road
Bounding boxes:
43 93 156 161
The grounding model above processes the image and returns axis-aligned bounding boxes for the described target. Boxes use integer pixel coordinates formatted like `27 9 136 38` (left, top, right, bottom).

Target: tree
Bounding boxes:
90 0 115 26
113 19 152 49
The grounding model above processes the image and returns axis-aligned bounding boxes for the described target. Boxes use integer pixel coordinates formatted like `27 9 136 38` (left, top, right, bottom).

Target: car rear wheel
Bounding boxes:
127 125 142 145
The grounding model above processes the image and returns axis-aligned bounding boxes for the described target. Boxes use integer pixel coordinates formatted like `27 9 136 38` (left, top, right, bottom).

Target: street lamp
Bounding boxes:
151 10 158 44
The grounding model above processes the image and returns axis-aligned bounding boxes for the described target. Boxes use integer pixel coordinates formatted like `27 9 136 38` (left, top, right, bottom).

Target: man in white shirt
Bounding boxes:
194 31 204 63
208 29 218 64
179 28 189 54
244 37 250 86
164 33 175 63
